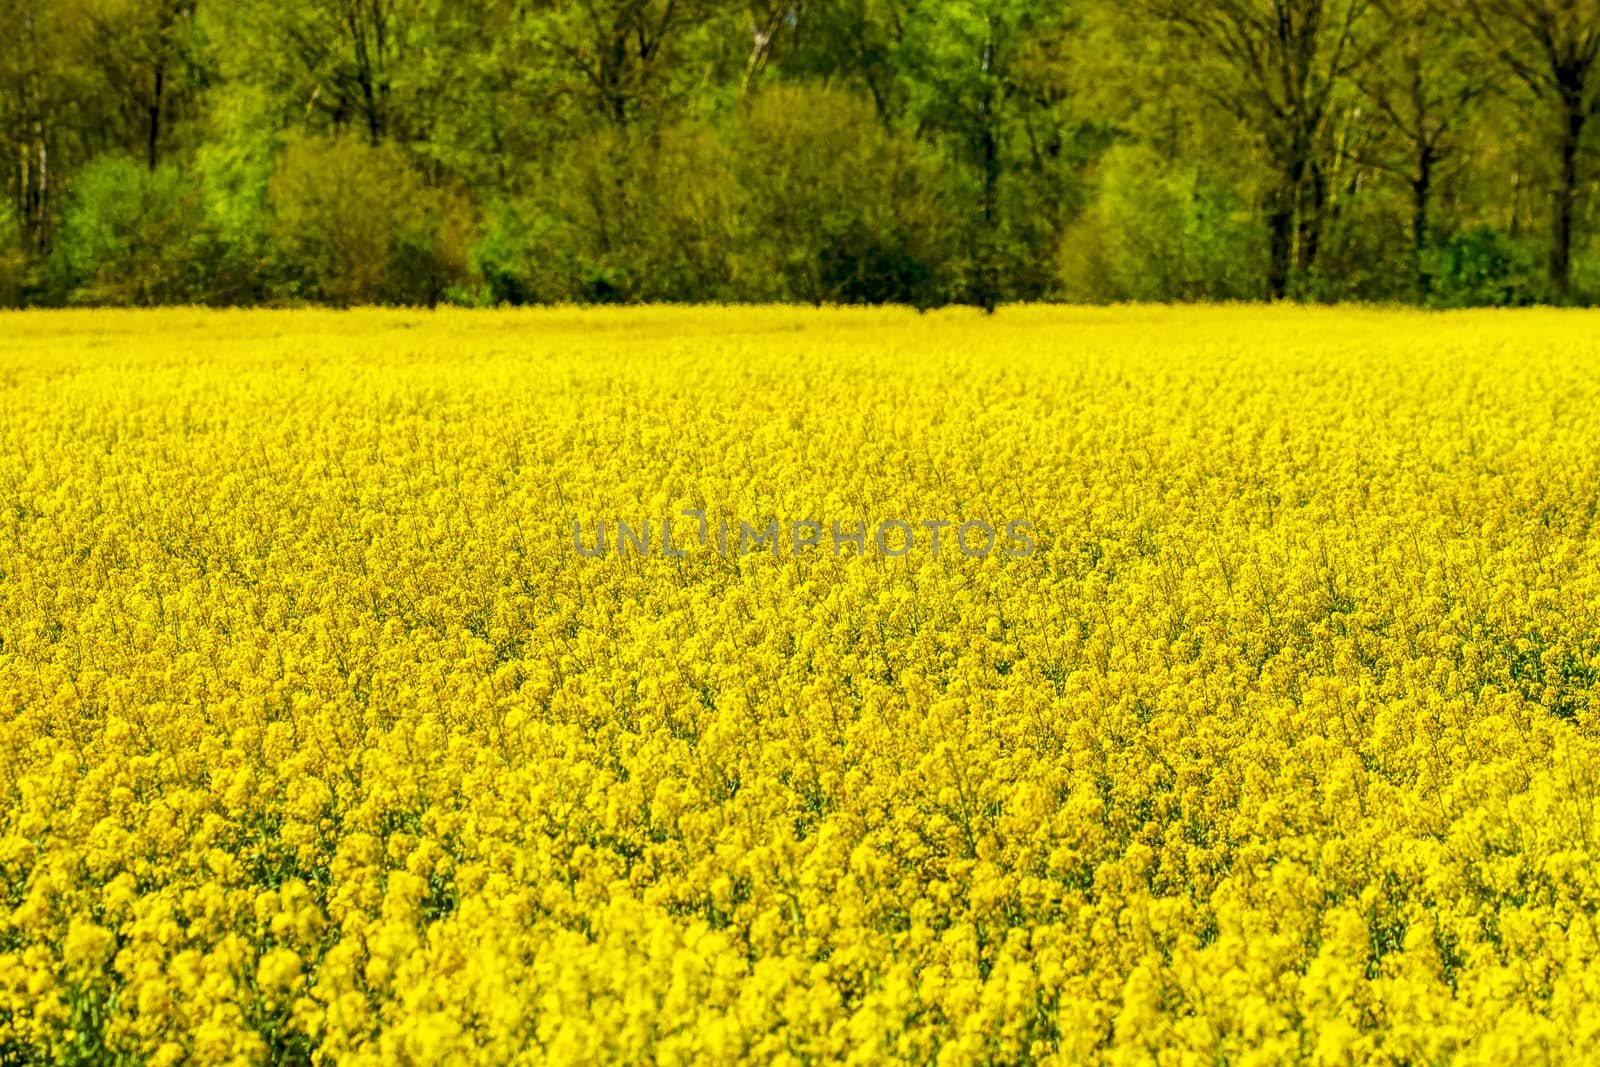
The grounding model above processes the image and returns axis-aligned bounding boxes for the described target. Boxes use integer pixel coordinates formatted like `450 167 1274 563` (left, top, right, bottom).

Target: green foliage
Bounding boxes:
0 0 1596 307
896 0 1078 307
0 247 26 308
49 156 216 306
472 204 551 307
1058 144 1264 302
190 83 281 302
476 123 744 305
0 202 29 306
1426 228 1545 308
631 123 748 302
1297 197 1417 304
475 88 952 307
734 85 953 306
266 135 473 306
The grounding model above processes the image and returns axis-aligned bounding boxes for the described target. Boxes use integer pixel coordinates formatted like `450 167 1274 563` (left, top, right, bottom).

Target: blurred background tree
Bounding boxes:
2 0 1597 307
1460 0 1600 303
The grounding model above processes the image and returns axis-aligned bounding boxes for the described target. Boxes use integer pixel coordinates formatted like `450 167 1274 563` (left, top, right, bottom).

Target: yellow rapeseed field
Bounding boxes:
3 306 1600 1066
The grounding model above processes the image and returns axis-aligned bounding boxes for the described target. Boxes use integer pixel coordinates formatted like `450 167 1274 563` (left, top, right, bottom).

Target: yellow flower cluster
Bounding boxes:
2 305 1599 1065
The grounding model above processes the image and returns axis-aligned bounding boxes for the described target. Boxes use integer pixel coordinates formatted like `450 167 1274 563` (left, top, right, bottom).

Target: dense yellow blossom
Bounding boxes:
2 305 1600 1064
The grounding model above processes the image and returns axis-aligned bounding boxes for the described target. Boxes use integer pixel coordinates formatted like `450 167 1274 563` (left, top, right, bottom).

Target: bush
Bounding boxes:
475 87 984 307
1426 227 1545 308
267 136 474 306
0 202 29 307
0 246 28 308
191 84 281 304
1299 197 1416 303
1575 246 1600 307
473 205 550 306
734 85 954 307
50 157 217 306
639 122 749 302
1058 144 1265 303
475 121 747 306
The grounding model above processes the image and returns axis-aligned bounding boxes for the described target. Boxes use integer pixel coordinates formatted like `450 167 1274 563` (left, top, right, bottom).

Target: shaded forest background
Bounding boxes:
3 0 1599 309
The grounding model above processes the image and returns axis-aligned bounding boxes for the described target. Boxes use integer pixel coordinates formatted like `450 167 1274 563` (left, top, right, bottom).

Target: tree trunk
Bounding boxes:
1411 145 1433 300
1267 154 1306 300
23 8 48 254
1550 98 1585 303
977 126 1000 313
1267 195 1294 300
1298 159 1328 283
147 63 165 170
974 82 1000 313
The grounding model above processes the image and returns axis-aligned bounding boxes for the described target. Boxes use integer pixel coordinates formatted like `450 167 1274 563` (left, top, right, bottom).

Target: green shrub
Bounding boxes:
267 136 474 306
476 122 747 306
0 202 28 307
50 157 216 306
478 88 957 308
191 84 281 304
1426 227 1544 308
1059 144 1265 303
734 85 954 307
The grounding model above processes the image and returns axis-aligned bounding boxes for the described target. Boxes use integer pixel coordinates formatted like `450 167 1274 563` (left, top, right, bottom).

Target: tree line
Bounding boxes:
2 0 1597 309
